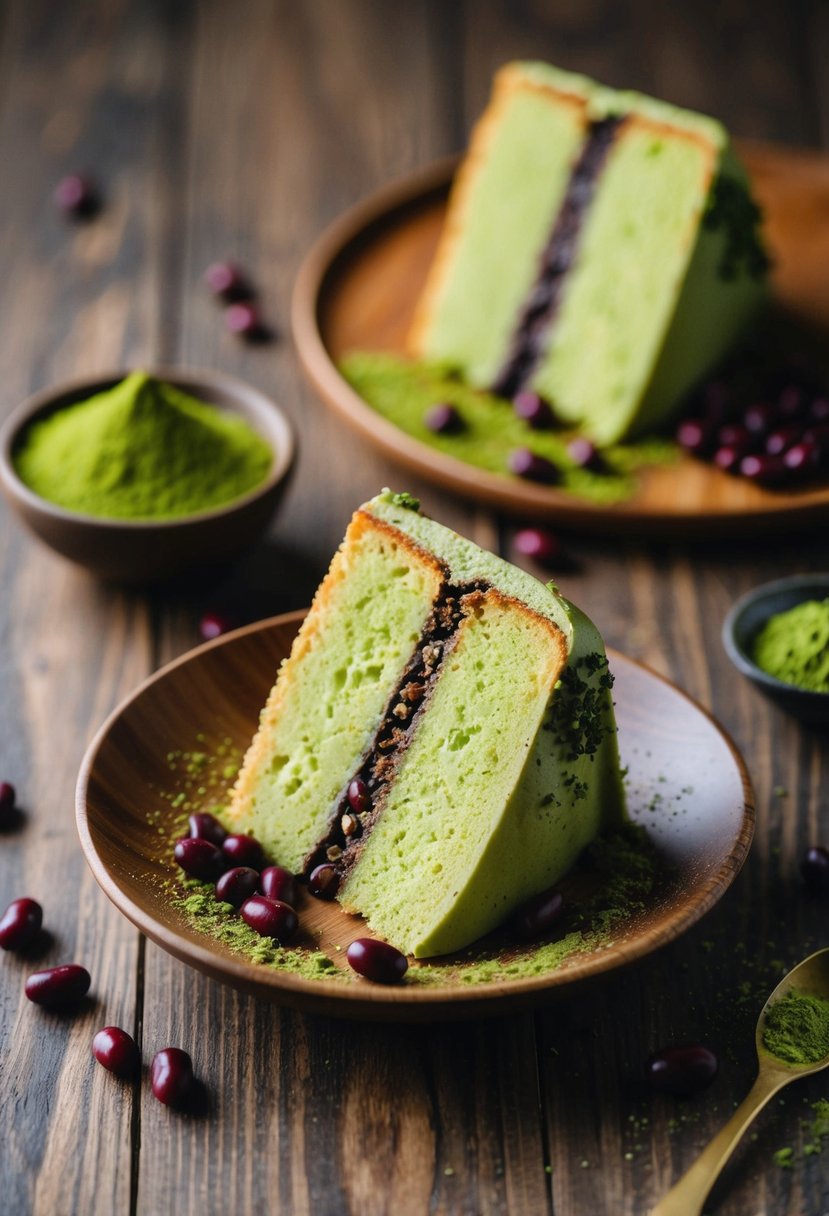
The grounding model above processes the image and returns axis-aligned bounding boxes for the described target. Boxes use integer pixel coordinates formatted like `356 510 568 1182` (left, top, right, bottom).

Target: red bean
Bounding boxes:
646 1044 718 1097
259 866 298 907
308 863 340 900
0 781 15 816
199 611 236 641
188 811 227 847
346 938 408 983
0 898 42 951
511 888 564 941
347 779 371 816
765 426 801 457
92 1026 140 1078
215 866 260 908
203 261 252 302
225 301 264 339
222 834 265 870
240 895 298 942
174 837 226 881
567 437 603 471
676 419 714 456
424 403 463 434
739 453 789 485
514 527 561 567
54 173 100 218
513 392 555 430
801 846 829 892
151 1048 194 1107
508 448 559 484
25 964 91 1008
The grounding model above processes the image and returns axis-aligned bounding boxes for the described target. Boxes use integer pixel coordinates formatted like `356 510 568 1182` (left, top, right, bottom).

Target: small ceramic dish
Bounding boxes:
0 367 295 583
722 573 829 725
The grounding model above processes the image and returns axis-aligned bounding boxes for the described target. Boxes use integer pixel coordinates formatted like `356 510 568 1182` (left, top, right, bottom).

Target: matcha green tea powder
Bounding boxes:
752 599 829 692
762 989 829 1065
14 371 273 520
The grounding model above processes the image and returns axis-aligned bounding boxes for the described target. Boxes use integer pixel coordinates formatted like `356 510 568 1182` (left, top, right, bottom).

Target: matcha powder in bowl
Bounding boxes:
13 370 274 520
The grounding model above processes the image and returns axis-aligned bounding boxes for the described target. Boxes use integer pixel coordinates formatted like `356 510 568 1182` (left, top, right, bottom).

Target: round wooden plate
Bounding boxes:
292 142 829 536
76 611 754 1021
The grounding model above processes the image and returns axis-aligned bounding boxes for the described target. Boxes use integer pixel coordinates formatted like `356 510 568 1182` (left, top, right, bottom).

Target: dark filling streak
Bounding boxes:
302 579 490 879
491 115 625 400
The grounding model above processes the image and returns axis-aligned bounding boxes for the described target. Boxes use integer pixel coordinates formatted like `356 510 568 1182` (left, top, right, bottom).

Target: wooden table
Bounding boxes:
1 3 828 1213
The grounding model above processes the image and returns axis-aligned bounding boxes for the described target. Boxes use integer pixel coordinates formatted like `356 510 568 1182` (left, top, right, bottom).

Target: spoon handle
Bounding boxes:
650 1069 787 1216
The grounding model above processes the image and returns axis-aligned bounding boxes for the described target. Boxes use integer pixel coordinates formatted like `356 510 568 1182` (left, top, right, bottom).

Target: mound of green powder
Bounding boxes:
752 599 829 692
761 989 829 1065
14 371 273 520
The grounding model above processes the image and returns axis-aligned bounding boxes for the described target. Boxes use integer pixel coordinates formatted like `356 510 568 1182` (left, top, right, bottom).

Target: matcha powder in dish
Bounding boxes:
14 371 273 520
752 599 829 693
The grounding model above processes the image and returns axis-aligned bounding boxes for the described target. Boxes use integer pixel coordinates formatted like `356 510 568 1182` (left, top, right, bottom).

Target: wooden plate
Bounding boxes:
76 611 754 1021
292 143 829 536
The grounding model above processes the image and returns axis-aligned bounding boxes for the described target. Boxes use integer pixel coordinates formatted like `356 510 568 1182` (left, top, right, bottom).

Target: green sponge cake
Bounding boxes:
227 491 625 957
410 62 768 445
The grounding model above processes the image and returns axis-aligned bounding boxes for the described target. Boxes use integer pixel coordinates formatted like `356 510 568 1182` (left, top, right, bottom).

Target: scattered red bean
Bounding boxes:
203 261 252 302
646 1043 719 1097
92 1026 140 1078
801 846 829 892
511 888 564 941
514 527 561 567
308 863 340 900
347 778 371 816
0 898 42 951
508 448 559 484
240 895 298 942
513 391 555 429
222 834 265 870
174 837 226 881
0 781 16 819
225 301 264 340
424 402 463 434
346 937 408 984
567 436 603 471
259 866 298 906
188 811 227 847
739 453 789 485
25 964 91 1008
677 419 714 456
199 611 235 641
54 173 100 218
215 866 260 908
151 1048 194 1107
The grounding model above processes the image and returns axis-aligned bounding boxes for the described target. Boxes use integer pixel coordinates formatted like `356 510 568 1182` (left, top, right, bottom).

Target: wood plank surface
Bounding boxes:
0 2 827 1214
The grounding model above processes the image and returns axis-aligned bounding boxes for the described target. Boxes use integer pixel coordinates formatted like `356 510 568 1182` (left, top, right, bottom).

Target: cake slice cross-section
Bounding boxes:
226 491 626 957
409 62 768 445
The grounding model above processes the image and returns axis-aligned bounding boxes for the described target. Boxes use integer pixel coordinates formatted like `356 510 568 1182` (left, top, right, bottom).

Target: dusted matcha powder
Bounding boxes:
752 599 829 692
761 989 829 1065
14 371 273 519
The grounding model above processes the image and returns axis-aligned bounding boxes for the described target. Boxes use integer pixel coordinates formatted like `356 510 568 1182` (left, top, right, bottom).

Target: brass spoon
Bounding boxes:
651 946 829 1216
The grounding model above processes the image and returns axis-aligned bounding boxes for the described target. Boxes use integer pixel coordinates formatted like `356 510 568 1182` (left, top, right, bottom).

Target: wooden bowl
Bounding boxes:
723 574 829 725
0 367 295 583
76 611 755 1021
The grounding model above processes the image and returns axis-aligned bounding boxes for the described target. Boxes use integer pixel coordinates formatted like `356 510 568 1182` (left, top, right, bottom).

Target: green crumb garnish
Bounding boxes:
174 882 342 981
761 989 829 1065
389 491 421 511
773 1147 794 1169
752 599 829 693
341 352 677 505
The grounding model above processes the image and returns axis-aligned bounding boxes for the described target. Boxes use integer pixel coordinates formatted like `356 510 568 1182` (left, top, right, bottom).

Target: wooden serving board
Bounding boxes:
292 143 829 536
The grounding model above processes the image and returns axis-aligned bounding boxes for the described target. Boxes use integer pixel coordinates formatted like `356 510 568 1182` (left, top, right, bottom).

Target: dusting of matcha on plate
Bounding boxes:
752 599 829 693
340 352 677 505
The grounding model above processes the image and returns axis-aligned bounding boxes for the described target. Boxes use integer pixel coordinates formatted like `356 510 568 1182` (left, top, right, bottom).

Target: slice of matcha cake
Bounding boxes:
226 491 625 957
409 62 768 445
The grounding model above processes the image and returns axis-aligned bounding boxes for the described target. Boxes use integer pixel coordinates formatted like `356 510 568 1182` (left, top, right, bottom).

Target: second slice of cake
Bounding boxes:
226 491 625 957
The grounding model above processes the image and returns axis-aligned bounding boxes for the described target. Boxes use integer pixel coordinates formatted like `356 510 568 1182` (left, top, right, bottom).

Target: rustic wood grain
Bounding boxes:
1 1 828 1214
